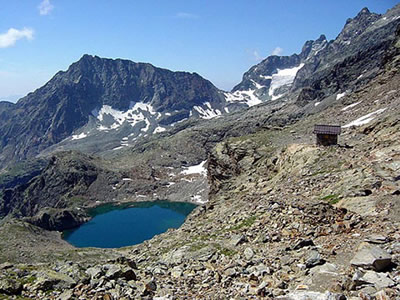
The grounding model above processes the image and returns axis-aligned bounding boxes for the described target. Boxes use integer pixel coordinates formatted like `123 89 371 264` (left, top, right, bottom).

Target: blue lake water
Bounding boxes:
63 201 196 248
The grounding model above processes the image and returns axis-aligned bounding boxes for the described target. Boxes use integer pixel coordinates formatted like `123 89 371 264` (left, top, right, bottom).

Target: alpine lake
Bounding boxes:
63 201 197 248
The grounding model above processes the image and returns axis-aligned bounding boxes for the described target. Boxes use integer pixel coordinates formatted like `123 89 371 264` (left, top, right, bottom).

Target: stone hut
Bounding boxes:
313 124 341 146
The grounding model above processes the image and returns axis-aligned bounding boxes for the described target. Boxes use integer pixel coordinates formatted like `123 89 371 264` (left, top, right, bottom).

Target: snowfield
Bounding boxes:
93 102 156 130
268 63 304 100
71 132 88 140
342 108 387 128
181 160 207 176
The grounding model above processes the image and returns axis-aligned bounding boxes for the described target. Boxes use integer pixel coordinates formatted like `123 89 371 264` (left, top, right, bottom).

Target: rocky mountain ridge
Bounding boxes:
231 5 400 105
0 55 233 169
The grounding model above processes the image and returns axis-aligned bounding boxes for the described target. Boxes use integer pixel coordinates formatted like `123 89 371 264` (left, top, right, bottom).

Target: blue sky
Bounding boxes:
0 0 398 100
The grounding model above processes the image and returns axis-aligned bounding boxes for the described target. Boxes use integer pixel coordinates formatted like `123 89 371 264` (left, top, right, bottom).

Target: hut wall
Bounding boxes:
316 134 338 146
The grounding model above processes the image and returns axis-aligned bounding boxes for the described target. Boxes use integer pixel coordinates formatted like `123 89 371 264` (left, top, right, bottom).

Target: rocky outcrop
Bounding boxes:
0 151 118 220
27 208 89 231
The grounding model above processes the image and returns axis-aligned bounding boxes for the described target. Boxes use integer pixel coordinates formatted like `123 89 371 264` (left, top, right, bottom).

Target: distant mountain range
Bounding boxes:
0 5 399 169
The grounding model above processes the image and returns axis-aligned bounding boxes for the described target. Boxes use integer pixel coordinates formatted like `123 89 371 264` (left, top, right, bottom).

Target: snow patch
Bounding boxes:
181 160 207 176
153 126 166 133
71 132 88 140
122 178 133 181
342 108 387 128
268 64 304 100
191 195 207 204
95 102 156 130
141 118 151 132
224 90 262 107
314 102 321 107
194 105 222 119
224 107 230 113
251 79 265 89
341 101 361 111
260 75 272 80
336 92 346 100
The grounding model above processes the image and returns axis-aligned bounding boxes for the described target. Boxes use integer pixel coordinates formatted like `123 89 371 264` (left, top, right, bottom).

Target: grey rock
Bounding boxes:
350 244 392 271
361 270 395 289
364 234 388 244
58 290 73 300
244 247 254 260
292 239 314 250
162 246 188 265
86 266 103 279
224 267 237 277
120 268 136 281
230 234 246 246
277 291 345 300
33 270 76 291
104 264 122 279
171 266 183 278
0 262 13 270
305 250 324 268
193 246 216 262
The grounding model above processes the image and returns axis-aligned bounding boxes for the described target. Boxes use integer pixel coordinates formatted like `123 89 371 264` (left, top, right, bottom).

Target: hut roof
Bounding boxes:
313 124 341 135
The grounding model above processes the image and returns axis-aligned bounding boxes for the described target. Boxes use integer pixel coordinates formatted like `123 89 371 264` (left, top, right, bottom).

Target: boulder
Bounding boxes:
292 239 314 250
277 291 345 300
230 234 246 247
244 247 255 260
33 270 76 291
305 250 324 268
104 264 122 279
171 266 183 278
58 290 74 300
361 270 395 289
350 244 392 271
120 268 136 281
86 266 103 279
0 278 23 295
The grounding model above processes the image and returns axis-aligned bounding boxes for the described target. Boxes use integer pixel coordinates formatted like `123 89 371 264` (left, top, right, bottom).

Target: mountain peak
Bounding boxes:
300 34 328 60
357 7 371 17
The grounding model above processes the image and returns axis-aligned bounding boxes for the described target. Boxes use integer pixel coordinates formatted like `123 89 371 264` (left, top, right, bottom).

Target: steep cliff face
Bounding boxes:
230 5 400 105
0 151 117 221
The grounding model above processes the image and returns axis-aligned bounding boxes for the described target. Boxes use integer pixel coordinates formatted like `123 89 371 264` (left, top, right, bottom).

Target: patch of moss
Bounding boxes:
321 194 340 204
19 275 36 285
189 242 207 252
228 215 257 231
214 244 236 257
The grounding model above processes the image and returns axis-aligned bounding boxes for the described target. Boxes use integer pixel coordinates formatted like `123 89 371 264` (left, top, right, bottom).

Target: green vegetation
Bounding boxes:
189 242 207 252
214 244 237 257
227 215 257 231
321 194 340 205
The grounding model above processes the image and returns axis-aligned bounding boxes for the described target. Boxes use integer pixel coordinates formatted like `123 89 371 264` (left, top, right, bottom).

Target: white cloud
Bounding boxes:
251 50 263 61
0 28 34 48
271 47 283 56
38 0 54 16
175 12 199 19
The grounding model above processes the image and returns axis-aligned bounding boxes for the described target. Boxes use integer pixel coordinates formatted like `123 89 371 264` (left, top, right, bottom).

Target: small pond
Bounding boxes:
63 201 197 248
